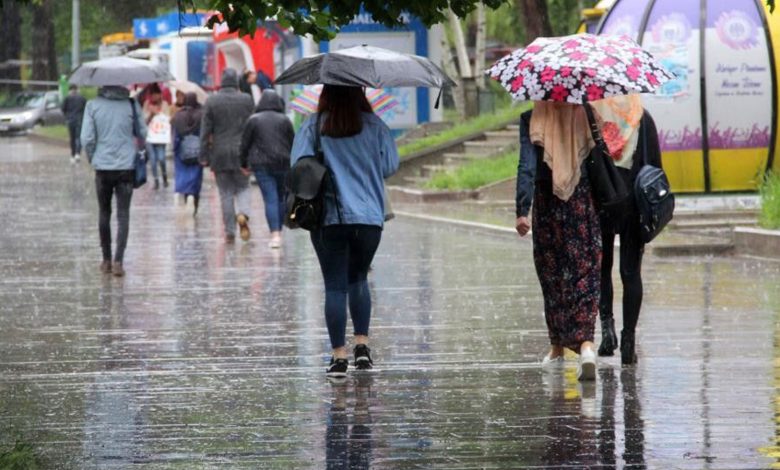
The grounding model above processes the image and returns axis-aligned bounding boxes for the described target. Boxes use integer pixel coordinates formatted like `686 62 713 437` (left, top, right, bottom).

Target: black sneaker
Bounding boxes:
354 345 373 371
326 357 348 377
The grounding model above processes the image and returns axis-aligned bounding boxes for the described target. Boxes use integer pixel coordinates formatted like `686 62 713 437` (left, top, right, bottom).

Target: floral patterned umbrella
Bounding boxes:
486 33 676 103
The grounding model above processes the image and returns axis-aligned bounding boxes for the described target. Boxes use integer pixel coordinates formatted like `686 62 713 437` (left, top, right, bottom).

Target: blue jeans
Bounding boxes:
310 225 382 349
253 169 287 232
148 144 167 180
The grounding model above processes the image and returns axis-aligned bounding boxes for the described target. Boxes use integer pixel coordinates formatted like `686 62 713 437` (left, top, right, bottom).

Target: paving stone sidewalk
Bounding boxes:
1 137 779 468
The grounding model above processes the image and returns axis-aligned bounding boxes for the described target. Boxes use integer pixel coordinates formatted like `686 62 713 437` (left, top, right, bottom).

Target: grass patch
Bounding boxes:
759 171 780 229
34 124 68 141
0 441 42 470
425 148 517 190
398 103 529 159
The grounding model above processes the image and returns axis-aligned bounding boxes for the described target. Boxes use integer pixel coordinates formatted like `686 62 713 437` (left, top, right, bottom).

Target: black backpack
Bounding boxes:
284 114 341 231
634 164 674 243
633 115 674 243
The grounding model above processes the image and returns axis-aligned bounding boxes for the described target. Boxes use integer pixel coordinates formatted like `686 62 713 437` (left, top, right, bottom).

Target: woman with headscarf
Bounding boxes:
514 101 602 381
171 92 205 215
590 96 662 366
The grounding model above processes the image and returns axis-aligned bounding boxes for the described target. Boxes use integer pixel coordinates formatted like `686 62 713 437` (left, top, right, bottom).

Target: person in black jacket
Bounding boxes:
590 98 662 365
62 84 87 163
239 90 295 248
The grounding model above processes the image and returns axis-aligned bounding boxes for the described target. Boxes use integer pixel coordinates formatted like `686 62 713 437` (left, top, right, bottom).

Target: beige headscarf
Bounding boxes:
590 95 643 169
530 101 595 201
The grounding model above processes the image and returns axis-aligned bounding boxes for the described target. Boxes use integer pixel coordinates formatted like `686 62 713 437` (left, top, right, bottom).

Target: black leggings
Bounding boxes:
95 170 134 263
600 218 644 333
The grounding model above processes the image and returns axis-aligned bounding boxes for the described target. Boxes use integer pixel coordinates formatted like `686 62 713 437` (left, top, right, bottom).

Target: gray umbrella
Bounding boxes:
274 45 456 88
69 56 174 86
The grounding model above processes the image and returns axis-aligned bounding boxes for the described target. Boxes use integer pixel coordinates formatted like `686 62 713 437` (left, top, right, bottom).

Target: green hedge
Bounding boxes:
425 149 517 190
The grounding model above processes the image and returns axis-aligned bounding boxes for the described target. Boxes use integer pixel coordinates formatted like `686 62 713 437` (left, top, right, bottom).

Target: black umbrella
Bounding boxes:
69 56 174 86
274 45 455 89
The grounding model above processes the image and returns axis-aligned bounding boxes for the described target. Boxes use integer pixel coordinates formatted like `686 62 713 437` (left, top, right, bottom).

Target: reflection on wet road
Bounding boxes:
1 137 779 468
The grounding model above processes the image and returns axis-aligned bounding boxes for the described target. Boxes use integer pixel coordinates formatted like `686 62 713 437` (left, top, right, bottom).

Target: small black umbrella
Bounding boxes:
274 45 456 89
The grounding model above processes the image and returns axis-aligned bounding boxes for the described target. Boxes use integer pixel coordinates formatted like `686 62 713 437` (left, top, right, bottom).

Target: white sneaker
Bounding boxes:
74 154 80 162
541 352 564 369
268 232 282 249
577 347 597 381
70 156 76 164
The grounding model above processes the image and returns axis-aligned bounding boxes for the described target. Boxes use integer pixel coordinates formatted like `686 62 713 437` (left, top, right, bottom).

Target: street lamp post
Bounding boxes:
71 0 80 70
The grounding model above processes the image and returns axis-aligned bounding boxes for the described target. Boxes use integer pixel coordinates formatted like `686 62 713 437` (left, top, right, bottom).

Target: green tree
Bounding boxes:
193 0 505 41
0 0 23 92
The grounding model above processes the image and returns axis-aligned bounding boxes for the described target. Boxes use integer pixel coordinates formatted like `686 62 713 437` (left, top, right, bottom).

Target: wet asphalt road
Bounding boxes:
1 136 779 468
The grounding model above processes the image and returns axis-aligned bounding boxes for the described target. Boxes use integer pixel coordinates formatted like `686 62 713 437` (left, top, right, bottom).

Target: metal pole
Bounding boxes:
71 0 80 70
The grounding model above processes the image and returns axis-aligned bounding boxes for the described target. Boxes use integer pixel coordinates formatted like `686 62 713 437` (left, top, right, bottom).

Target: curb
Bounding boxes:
734 227 780 259
395 210 517 237
388 186 480 203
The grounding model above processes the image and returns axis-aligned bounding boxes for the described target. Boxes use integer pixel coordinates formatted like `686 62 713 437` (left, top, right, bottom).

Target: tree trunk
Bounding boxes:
447 9 472 79
440 33 465 118
31 0 58 82
474 3 487 90
447 10 478 117
0 0 22 92
517 0 553 43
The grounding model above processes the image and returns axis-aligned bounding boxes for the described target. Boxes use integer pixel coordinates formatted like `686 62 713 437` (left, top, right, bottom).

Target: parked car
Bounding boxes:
0 90 65 133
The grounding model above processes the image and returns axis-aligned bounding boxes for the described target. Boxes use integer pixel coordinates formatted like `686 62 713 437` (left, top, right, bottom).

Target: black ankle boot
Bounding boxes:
620 330 637 365
598 318 618 357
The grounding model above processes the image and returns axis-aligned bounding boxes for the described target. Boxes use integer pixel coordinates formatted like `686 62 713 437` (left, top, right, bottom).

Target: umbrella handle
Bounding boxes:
434 89 443 109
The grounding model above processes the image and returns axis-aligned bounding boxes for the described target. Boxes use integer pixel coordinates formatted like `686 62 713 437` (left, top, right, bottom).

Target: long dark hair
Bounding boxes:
318 85 373 138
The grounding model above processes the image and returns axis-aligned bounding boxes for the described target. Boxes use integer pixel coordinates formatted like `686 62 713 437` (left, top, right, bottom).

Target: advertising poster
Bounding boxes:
705 3 771 150
640 3 702 153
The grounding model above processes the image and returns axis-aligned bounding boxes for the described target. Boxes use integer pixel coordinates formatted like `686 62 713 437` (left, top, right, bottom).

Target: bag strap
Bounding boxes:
642 113 648 167
129 98 139 138
314 113 344 225
582 101 610 156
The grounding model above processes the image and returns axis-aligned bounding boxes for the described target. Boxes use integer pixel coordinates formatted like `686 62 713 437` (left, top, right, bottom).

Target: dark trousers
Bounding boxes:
95 170 134 263
600 218 644 333
253 168 287 232
67 120 81 156
310 225 382 349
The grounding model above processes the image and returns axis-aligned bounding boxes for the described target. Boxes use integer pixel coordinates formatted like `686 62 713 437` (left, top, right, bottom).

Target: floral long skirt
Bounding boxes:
532 176 602 353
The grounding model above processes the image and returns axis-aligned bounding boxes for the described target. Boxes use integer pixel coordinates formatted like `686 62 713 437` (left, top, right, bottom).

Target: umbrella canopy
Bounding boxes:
168 80 208 104
289 85 399 116
274 45 456 89
69 56 174 87
486 33 675 104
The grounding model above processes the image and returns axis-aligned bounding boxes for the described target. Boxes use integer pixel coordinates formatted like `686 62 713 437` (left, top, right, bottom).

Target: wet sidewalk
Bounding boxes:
1 137 780 468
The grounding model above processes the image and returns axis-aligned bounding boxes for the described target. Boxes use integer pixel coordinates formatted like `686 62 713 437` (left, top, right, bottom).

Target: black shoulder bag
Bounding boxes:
583 101 632 228
129 99 147 188
285 114 342 231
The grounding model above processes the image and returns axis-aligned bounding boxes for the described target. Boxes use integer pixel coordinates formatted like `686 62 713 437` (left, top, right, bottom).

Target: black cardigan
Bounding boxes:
515 109 662 217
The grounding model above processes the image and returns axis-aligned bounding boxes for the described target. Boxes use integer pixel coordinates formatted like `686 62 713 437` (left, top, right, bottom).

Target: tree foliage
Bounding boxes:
193 0 505 41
